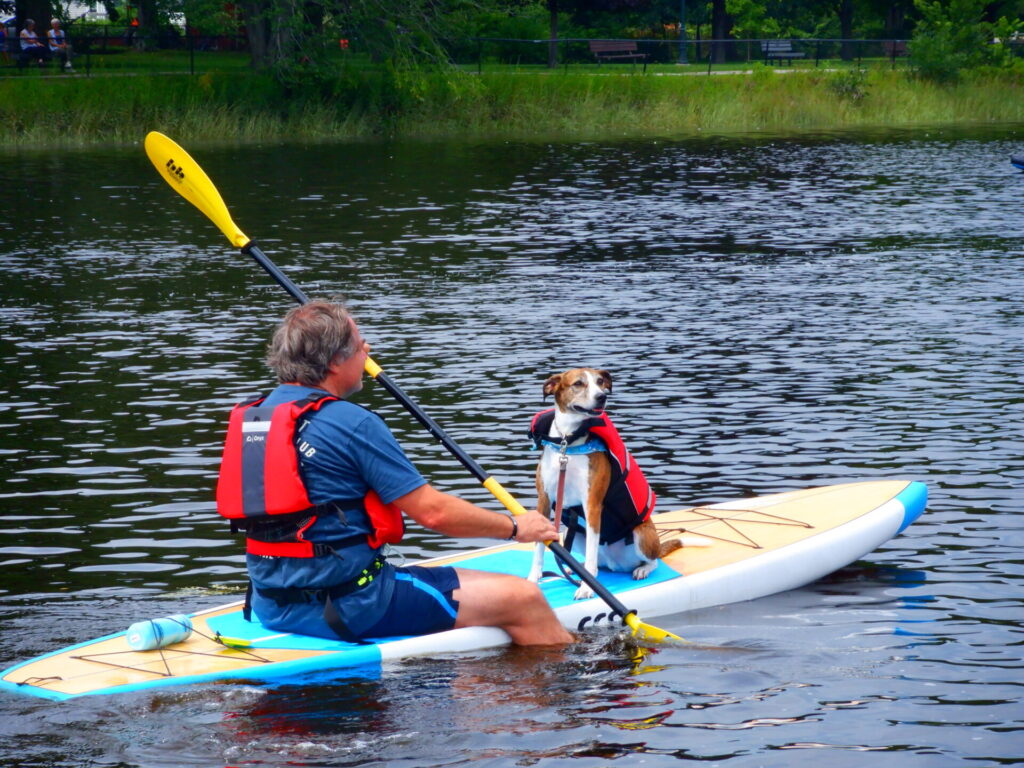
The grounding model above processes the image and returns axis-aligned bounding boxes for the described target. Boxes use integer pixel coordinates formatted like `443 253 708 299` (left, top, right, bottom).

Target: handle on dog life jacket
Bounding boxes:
144 131 685 645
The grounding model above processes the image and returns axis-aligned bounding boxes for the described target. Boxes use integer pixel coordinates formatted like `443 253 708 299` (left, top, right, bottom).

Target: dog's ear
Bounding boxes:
542 374 561 399
597 370 613 392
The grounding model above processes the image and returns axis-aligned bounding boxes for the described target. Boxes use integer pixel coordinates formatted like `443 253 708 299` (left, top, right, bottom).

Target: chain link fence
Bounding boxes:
3 28 1022 76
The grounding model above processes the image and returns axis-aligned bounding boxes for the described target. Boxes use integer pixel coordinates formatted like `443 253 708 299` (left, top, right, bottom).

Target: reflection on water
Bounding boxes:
0 127 1022 767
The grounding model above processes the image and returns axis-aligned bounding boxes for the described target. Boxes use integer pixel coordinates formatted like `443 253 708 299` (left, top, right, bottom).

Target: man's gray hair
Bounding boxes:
266 299 358 386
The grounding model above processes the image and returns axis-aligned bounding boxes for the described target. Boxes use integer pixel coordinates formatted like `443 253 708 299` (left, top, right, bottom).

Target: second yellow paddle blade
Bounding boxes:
625 613 688 645
144 131 250 249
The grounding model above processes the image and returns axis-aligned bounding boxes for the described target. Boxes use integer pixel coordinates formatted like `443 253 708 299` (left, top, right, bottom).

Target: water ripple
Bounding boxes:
0 130 1021 767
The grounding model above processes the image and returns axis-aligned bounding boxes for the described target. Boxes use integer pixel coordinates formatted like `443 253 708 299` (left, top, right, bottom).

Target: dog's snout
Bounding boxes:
595 392 608 408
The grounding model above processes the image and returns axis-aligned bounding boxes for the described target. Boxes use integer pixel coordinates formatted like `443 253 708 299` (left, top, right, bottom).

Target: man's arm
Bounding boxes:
393 484 558 544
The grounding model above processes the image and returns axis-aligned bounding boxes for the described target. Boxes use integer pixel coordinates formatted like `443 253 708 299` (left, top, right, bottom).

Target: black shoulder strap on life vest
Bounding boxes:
528 409 555 448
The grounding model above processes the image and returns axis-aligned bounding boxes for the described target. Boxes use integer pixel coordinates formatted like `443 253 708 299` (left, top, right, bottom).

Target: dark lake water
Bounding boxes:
1 127 1022 767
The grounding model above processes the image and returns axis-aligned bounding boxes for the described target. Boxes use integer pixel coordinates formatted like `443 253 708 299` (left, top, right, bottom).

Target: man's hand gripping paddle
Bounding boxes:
143 131 685 646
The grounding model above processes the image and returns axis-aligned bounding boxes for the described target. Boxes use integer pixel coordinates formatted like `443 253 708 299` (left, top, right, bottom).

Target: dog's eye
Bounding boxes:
573 380 585 388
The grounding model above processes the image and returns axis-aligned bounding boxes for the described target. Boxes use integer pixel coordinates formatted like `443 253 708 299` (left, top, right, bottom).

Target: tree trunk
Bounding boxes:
238 0 309 69
134 0 157 51
710 0 732 63
839 0 855 61
240 0 272 68
303 1 323 34
885 2 905 38
15 0 53 34
547 0 558 69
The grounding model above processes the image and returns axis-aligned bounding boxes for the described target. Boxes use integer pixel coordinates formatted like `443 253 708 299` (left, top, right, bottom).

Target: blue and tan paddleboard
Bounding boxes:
0 480 926 701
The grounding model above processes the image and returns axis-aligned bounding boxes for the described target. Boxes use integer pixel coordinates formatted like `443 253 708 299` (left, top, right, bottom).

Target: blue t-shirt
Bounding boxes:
247 384 427 638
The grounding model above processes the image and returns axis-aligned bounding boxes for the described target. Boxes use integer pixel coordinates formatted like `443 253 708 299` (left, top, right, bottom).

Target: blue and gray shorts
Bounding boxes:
363 565 460 638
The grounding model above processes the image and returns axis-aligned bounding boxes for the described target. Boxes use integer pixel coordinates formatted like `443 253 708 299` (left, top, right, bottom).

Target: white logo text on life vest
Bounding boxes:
243 420 270 444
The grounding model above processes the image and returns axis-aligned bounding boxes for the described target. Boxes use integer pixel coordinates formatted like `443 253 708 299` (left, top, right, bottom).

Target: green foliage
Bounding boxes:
826 67 869 102
910 0 1023 82
438 0 559 64
180 0 241 34
748 61 776 83
911 0 984 81
449 0 550 40
725 0 834 39
726 0 775 39
988 16 1024 69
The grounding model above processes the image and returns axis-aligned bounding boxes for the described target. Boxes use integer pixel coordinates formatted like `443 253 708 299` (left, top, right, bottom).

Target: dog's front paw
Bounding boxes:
574 583 594 601
526 566 543 583
632 561 657 581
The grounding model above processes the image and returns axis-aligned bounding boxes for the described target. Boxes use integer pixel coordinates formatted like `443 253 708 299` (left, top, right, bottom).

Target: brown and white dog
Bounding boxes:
528 368 681 600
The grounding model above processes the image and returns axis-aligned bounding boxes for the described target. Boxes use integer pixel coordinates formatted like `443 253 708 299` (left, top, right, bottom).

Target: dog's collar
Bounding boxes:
538 437 607 455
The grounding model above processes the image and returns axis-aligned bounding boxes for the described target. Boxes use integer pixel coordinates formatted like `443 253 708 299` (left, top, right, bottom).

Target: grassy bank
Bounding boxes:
2 65 1023 147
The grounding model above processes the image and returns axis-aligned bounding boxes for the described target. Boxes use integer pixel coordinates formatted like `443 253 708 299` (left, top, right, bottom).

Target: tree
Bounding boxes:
15 0 54 33
230 0 463 76
239 0 273 67
837 0 854 58
710 0 733 62
883 0 915 36
546 0 560 67
542 0 654 67
910 0 1016 80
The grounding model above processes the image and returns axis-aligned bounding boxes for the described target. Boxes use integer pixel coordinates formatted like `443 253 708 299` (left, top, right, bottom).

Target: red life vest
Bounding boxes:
529 408 656 544
216 392 404 557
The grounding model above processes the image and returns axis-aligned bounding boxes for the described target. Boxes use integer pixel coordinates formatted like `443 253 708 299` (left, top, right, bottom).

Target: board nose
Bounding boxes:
896 481 928 532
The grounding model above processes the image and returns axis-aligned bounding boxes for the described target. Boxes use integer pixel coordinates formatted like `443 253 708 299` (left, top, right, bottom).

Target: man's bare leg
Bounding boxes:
453 568 574 645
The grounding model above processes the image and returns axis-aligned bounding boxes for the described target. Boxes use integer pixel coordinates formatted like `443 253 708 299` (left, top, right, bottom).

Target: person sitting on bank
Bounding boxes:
19 19 50 66
47 18 73 71
217 299 574 646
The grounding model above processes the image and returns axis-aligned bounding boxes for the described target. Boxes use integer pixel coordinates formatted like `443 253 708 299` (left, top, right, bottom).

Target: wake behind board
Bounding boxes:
1 480 927 701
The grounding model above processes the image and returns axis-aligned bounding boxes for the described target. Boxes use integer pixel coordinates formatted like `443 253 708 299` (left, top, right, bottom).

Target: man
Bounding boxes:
19 19 49 66
217 300 573 646
47 18 73 71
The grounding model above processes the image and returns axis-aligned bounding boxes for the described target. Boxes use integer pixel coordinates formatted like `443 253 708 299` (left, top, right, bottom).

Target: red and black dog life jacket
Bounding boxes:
528 408 656 545
216 392 404 557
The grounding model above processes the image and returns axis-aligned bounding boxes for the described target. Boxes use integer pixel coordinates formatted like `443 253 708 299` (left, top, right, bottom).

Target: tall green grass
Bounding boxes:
0 72 361 145
445 67 1024 138
1 65 1022 147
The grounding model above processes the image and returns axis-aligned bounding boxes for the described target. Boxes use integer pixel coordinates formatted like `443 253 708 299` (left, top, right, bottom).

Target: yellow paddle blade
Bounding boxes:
624 612 689 645
144 131 250 249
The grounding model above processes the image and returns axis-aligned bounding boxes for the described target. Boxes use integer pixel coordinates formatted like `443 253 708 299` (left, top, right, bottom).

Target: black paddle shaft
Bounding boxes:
547 541 632 620
245 242 310 305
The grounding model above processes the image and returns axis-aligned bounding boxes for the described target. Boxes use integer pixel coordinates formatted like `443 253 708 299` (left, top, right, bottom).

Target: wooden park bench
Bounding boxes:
4 44 49 69
761 39 806 65
589 40 648 71
2 34 63 70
